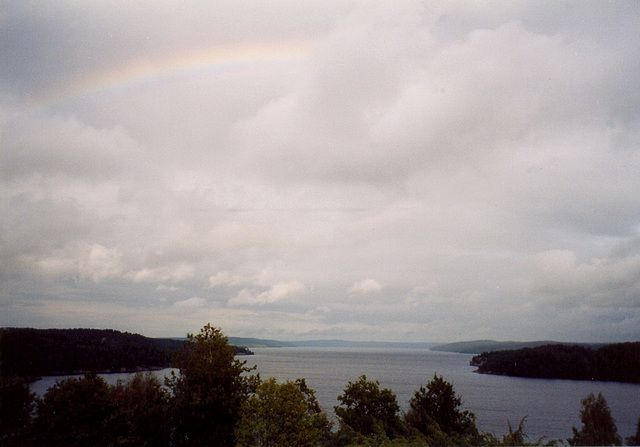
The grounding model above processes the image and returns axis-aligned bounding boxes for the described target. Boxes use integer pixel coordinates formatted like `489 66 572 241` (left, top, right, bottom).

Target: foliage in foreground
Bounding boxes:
333 374 406 442
0 377 35 442
166 324 259 446
236 377 332 446
567 392 622 446
2 323 637 446
6 373 169 447
627 417 640 446
405 373 478 444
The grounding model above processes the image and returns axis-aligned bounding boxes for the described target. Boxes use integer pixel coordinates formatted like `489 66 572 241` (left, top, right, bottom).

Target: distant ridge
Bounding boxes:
293 339 436 349
227 337 295 348
430 340 607 354
228 337 436 349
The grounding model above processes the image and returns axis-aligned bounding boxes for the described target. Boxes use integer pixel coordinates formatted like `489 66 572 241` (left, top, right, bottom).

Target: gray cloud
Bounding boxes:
1 1 639 342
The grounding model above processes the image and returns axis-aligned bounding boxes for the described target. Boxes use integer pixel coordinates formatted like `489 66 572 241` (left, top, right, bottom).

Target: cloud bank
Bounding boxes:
1 1 639 342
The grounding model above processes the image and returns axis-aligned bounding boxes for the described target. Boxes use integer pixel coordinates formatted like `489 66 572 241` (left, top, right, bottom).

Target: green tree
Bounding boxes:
112 372 171 446
34 373 116 446
236 377 332 446
166 323 258 447
567 392 622 446
334 375 405 441
0 378 35 445
405 373 478 444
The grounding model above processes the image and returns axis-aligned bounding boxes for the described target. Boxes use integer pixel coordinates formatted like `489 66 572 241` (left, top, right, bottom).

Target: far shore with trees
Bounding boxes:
2 323 640 446
470 342 640 384
0 327 253 379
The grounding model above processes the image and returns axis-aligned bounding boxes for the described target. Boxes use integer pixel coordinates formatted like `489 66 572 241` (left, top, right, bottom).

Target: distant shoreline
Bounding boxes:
469 342 640 384
1 328 254 380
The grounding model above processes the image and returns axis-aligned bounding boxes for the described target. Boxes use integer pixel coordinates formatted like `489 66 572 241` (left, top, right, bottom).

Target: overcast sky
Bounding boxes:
1 1 639 342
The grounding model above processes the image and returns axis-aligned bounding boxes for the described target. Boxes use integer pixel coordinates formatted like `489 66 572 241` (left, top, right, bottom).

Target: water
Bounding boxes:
244 348 640 442
30 348 640 442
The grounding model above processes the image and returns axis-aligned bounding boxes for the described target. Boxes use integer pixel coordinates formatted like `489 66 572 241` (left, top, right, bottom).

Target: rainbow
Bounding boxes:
34 40 312 110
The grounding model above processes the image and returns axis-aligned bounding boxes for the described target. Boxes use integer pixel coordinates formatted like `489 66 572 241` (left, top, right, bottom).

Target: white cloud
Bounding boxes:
172 297 206 310
27 242 124 282
530 249 640 307
0 111 146 187
229 281 305 306
128 264 195 284
2 1 639 342
208 271 248 288
349 279 382 295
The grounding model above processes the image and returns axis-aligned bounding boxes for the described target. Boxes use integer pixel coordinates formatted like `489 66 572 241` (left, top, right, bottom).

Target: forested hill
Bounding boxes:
470 342 640 384
0 328 251 378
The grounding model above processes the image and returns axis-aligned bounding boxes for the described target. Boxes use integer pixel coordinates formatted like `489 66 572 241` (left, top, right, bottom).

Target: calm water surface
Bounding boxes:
244 348 640 442
31 347 640 442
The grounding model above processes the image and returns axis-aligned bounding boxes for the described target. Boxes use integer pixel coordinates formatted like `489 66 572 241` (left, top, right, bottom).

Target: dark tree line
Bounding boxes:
0 328 180 377
3 324 638 446
470 342 640 383
0 328 252 378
